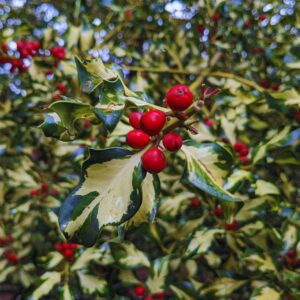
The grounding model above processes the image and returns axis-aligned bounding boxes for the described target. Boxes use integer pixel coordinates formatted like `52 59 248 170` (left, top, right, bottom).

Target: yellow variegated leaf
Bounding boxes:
250 286 281 300
59 148 147 246
255 180 280 196
201 277 247 297
186 228 224 257
32 272 61 300
77 271 107 295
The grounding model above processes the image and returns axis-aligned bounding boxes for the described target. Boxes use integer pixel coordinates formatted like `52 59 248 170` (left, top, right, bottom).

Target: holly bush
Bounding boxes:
1 1 300 299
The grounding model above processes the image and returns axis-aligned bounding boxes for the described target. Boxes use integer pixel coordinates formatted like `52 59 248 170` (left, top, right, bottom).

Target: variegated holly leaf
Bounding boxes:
110 242 151 269
201 277 247 297
224 169 253 193
123 173 160 228
170 285 194 300
59 148 147 247
146 256 170 294
185 228 224 258
181 141 243 221
75 56 118 94
250 286 281 300
59 284 74 300
77 271 108 295
25 272 61 300
252 127 300 164
40 99 99 141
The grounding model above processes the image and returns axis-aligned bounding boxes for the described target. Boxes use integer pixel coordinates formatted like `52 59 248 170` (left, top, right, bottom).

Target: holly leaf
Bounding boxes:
77 271 108 295
59 148 146 247
181 141 243 220
110 242 151 269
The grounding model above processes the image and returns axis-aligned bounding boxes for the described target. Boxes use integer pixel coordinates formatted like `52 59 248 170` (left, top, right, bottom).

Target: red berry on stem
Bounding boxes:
166 84 193 112
142 148 166 174
162 133 182 152
50 46 66 60
83 120 91 128
191 198 200 208
225 220 238 230
140 110 166 136
295 112 300 121
126 130 150 149
260 15 267 21
197 24 205 34
239 147 249 156
287 250 296 259
270 82 280 91
144 297 153 300
30 189 39 197
233 141 246 153
56 82 67 94
134 285 146 297
41 182 48 192
239 156 249 166
259 79 270 89
153 291 166 299
204 118 214 126
214 206 223 217
245 20 251 28
212 12 220 21
124 10 133 20
129 111 143 129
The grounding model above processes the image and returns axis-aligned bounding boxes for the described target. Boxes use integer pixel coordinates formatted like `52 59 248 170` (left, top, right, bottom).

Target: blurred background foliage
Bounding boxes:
0 0 300 299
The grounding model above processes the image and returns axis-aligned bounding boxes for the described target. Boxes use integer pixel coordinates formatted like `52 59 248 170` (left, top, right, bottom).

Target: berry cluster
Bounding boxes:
30 182 59 198
54 242 78 262
17 40 40 58
133 285 168 299
50 46 66 60
0 40 67 75
233 141 249 165
126 84 193 174
0 235 14 245
5 251 19 265
259 79 280 91
53 82 68 100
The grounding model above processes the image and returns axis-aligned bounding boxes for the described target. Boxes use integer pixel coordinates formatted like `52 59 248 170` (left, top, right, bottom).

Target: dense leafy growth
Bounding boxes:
0 0 299 299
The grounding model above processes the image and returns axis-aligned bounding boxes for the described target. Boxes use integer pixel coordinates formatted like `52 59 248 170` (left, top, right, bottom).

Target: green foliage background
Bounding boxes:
0 0 300 299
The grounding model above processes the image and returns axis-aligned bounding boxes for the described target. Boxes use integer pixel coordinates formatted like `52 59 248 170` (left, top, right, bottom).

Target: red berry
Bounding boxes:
84 120 91 128
140 110 166 136
126 130 150 149
134 286 146 297
162 132 182 152
259 79 270 89
197 24 205 34
214 206 223 217
16 40 26 51
225 220 238 230
41 183 48 192
166 84 193 112
144 297 153 300
30 189 39 197
50 46 66 60
30 40 41 51
5 251 18 265
295 112 300 121
212 12 220 21
204 118 214 126
233 141 246 153
54 243 63 251
20 47 30 58
124 10 133 20
56 82 67 94
239 156 249 166
270 83 280 91
142 148 166 174
239 147 249 156
245 20 251 28
153 291 166 299
63 248 74 258
191 198 200 208
260 15 267 21
69 243 78 249
53 93 62 100
129 111 143 129
287 250 296 259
